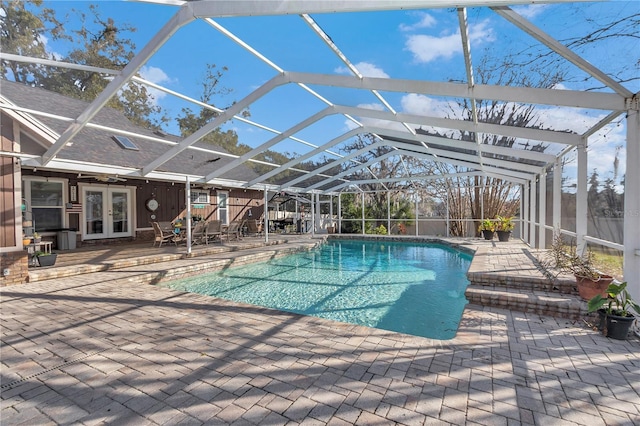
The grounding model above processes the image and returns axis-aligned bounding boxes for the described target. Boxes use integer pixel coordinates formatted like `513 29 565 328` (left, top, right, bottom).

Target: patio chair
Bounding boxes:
223 220 242 241
152 222 176 247
205 220 222 244
191 220 207 245
158 221 173 233
246 219 264 236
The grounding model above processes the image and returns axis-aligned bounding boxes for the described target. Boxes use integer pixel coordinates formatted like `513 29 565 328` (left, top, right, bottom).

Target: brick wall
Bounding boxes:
0 251 29 286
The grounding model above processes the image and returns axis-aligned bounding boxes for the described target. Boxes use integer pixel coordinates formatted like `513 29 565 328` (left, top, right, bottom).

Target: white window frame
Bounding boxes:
22 176 67 233
218 191 229 225
190 190 210 204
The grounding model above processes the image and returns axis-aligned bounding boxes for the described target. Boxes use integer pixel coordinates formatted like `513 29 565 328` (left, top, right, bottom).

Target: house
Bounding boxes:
1 80 266 285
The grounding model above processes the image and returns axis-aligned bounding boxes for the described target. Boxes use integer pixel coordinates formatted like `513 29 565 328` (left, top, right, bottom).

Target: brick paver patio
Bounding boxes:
1 239 639 425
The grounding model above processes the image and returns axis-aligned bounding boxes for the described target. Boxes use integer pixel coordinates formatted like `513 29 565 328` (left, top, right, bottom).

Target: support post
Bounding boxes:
361 192 365 235
338 194 342 234
553 157 562 239
387 191 391 235
523 180 530 245
446 187 450 238
264 188 269 243
576 142 588 255
519 184 523 240
415 195 419 237
329 195 333 233
185 177 192 255
539 169 547 249
530 177 537 248
480 177 484 221
311 193 316 237
624 107 640 301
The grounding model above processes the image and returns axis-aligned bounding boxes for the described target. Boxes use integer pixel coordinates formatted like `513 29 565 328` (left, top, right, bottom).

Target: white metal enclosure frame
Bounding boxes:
0 0 638 298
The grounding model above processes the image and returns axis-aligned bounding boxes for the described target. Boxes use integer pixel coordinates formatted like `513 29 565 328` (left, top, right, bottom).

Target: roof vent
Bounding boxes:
153 129 167 137
111 135 139 151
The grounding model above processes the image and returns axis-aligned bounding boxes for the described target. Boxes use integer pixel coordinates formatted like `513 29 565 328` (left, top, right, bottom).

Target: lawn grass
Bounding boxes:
591 250 624 281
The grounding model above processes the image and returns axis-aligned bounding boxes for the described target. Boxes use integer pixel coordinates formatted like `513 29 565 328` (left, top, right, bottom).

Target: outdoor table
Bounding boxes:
25 241 53 266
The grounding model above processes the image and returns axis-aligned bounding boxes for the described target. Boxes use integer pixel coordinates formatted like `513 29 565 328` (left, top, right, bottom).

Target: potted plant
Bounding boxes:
495 215 514 242
22 234 32 246
478 219 495 240
33 232 42 243
35 251 57 267
568 249 614 301
541 235 614 300
588 282 639 340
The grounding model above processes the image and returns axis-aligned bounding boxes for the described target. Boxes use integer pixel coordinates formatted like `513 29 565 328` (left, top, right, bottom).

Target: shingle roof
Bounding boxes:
1 80 259 183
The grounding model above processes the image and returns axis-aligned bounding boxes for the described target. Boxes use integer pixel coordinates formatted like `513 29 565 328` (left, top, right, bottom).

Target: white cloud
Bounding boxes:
405 32 460 63
399 12 437 32
344 95 458 133
405 19 495 64
512 5 550 20
335 62 389 78
400 93 454 118
344 102 406 131
139 65 172 104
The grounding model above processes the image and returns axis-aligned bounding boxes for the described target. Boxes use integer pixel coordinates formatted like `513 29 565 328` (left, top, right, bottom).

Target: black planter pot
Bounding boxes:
37 253 57 267
482 230 494 240
604 313 636 340
496 230 511 242
597 309 606 331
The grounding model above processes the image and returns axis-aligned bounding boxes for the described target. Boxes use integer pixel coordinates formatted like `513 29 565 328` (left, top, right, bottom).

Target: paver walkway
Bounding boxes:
2 238 639 425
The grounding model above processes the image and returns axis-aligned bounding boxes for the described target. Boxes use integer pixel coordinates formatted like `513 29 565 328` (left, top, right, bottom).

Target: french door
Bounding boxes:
82 186 133 239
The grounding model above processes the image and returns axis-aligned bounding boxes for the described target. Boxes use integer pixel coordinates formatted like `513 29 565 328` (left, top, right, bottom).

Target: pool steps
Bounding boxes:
465 245 589 320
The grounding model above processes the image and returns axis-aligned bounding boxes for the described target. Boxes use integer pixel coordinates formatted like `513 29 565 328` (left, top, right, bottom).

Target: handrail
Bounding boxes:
584 235 624 251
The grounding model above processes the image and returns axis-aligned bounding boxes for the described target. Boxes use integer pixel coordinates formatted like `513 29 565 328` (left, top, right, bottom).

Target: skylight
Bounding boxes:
112 135 139 151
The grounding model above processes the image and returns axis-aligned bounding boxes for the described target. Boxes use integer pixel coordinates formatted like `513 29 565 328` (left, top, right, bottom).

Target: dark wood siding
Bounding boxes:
18 169 266 233
1 112 17 247
137 185 265 226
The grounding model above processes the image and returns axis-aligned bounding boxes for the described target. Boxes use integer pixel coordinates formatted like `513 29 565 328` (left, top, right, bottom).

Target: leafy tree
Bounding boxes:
176 63 299 175
339 193 362 234
0 0 65 84
1 0 166 129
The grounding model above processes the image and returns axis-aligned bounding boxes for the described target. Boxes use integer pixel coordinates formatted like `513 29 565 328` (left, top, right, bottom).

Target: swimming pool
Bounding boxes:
163 239 472 340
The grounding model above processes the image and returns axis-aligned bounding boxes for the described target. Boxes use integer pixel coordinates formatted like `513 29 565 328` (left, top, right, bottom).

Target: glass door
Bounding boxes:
83 186 133 239
109 189 131 237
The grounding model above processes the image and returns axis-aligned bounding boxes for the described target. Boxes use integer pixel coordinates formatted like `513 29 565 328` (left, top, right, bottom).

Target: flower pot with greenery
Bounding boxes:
569 250 614 300
543 235 613 300
478 219 495 240
588 282 639 340
495 215 514 242
36 251 57 267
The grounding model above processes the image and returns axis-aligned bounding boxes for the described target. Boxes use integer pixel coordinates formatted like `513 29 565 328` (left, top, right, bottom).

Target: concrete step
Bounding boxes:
465 285 588 320
27 238 299 283
467 271 578 295
466 245 578 295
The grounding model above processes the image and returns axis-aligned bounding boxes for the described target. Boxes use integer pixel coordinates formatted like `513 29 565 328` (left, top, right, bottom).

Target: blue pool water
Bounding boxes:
163 239 472 340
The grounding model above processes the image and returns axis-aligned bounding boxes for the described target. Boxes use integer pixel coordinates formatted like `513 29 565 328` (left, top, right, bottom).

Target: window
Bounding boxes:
111 135 139 150
218 191 228 225
190 190 210 204
22 178 66 232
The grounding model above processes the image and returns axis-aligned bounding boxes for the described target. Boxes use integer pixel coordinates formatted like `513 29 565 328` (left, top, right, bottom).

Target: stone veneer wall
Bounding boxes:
0 251 29 286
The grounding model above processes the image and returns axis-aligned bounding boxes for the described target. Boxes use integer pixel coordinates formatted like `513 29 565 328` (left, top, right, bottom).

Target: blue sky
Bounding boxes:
32 1 640 186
